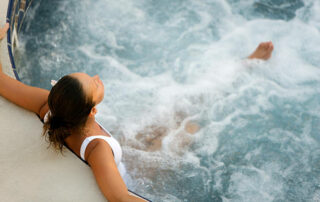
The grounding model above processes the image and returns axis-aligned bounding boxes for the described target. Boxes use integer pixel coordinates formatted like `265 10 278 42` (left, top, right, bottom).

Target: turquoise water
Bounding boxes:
16 0 320 201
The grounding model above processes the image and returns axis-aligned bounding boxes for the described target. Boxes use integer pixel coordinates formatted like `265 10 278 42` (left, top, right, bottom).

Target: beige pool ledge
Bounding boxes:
0 0 105 201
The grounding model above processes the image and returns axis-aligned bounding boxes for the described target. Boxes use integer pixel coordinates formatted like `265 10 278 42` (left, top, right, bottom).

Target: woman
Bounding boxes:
0 23 273 201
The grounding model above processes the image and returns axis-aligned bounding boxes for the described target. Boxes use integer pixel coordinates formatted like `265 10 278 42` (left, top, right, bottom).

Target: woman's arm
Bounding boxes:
0 62 49 120
0 23 49 120
87 140 146 202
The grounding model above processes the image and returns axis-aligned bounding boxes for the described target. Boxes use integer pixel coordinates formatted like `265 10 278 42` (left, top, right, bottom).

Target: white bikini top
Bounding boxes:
44 111 122 166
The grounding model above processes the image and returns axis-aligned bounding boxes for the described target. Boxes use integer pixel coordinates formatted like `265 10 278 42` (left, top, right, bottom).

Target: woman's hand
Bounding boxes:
0 23 9 40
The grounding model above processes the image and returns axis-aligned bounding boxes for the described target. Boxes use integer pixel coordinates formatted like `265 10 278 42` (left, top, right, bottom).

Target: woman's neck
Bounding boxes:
67 116 98 138
65 116 99 145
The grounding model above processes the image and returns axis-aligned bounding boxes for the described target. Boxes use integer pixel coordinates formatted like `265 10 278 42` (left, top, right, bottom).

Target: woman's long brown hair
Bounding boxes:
42 75 95 153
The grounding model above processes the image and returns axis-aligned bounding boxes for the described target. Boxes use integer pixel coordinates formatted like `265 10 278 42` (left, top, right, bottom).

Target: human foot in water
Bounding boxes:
0 23 9 40
248 41 274 60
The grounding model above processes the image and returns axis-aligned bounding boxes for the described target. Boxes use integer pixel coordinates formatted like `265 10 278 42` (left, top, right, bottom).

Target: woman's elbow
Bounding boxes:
107 192 131 202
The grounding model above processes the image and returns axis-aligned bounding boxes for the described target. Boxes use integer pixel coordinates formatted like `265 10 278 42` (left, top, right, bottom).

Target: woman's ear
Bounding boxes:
89 107 98 117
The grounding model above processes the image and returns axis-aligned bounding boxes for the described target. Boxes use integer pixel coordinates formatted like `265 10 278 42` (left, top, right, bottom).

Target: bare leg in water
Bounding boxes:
183 41 274 135
135 41 275 153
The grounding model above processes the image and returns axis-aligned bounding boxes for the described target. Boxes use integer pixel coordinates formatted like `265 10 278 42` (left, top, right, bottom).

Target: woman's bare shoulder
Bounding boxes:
86 139 114 166
86 139 135 201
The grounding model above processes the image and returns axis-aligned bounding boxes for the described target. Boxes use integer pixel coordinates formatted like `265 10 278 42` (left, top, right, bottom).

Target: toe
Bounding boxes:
258 42 267 50
258 43 263 49
268 43 274 52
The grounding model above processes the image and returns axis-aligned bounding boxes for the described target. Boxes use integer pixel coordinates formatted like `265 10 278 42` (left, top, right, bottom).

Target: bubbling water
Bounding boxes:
17 0 320 201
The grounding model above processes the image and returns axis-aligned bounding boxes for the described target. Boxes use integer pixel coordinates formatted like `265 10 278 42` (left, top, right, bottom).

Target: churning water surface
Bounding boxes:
16 0 320 201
